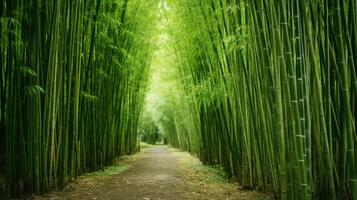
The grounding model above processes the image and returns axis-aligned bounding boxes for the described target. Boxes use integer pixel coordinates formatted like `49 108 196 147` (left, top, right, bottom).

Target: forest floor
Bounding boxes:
35 145 272 200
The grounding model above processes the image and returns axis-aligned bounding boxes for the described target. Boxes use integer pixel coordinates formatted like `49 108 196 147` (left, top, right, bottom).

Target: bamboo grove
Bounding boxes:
155 0 357 199
0 0 157 197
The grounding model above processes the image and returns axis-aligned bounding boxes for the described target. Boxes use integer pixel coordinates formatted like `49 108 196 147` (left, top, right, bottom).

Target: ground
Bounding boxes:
35 146 272 200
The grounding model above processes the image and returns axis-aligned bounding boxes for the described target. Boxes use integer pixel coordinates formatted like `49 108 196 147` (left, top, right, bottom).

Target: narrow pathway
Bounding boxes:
37 146 271 200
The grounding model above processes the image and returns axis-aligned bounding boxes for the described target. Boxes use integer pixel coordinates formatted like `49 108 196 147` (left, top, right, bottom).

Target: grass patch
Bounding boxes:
140 142 154 149
85 165 130 177
171 148 229 183
193 164 228 183
204 165 228 183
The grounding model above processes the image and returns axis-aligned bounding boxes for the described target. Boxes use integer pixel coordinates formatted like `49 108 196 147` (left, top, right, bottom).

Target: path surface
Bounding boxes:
36 146 271 200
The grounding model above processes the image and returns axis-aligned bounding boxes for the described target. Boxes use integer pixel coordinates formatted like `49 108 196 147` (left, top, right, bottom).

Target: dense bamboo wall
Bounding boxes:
1 0 356 199
162 0 357 199
0 0 156 196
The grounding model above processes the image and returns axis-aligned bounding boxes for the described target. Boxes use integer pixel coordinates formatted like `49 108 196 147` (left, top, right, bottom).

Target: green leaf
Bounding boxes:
19 66 38 77
24 85 44 96
81 92 99 102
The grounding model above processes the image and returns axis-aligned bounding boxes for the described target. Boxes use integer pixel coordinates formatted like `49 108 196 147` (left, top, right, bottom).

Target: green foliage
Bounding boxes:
85 165 129 177
1 0 356 199
191 164 229 183
139 142 154 149
153 1 357 200
19 66 38 77
24 85 44 96
0 0 158 197
139 114 160 145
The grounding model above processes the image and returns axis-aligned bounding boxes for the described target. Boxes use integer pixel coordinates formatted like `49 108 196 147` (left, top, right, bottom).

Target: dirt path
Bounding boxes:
36 146 272 200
